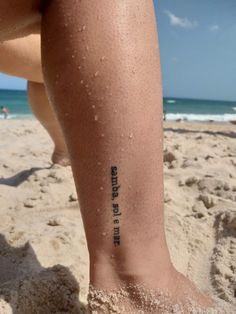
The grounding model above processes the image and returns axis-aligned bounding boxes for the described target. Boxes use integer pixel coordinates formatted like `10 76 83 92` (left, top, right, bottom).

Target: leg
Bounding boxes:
0 35 43 83
0 0 41 41
28 81 69 166
0 34 69 166
42 0 214 312
0 35 69 165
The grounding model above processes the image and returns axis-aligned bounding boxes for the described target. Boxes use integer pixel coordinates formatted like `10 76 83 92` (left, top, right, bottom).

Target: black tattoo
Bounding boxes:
111 166 121 246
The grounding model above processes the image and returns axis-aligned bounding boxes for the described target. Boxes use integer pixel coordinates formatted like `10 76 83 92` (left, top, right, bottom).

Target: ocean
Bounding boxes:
164 97 236 122
0 89 33 119
0 89 236 122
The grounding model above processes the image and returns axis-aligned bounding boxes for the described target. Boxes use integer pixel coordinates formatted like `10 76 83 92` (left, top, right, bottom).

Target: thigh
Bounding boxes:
0 0 42 41
0 35 43 82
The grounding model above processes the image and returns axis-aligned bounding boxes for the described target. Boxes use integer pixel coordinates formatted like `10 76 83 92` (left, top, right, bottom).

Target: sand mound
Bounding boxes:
0 228 85 313
0 264 84 314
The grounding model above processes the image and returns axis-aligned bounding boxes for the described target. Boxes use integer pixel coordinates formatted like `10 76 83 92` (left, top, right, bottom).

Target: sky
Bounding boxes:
155 0 236 101
0 0 236 101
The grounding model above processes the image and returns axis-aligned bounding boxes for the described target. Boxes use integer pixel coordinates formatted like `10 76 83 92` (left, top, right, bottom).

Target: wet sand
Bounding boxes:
0 119 235 313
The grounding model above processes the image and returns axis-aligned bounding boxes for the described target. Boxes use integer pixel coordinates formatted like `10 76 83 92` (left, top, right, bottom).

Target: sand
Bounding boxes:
0 119 235 313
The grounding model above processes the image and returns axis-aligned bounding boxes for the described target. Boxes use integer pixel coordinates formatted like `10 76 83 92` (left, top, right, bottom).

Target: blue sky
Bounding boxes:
155 0 236 101
0 0 235 101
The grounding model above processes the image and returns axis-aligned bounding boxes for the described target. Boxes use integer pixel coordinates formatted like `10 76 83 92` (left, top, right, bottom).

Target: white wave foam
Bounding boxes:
2 112 236 122
166 100 176 104
166 113 236 122
0 114 33 120
232 107 236 111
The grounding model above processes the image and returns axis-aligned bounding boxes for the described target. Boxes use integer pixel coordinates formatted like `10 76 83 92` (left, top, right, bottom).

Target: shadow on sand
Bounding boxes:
0 166 53 187
164 127 236 140
0 234 86 313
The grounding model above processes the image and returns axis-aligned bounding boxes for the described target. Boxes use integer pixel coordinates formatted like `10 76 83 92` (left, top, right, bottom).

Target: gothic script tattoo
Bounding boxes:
111 166 121 246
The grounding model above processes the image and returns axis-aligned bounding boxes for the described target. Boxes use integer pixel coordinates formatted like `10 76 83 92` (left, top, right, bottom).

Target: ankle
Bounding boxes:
88 271 180 314
89 248 175 290
53 143 68 154
51 149 70 166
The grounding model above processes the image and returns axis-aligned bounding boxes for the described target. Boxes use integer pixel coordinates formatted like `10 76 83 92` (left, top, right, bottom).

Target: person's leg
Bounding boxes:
0 0 41 41
41 0 214 312
0 35 42 83
28 81 69 166
0 36 69 165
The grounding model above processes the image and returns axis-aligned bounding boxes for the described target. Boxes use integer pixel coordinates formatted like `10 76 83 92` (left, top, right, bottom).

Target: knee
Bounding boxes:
0 36 43 83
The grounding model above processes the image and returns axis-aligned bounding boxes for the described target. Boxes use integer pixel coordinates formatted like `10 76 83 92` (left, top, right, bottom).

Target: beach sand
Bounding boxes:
0 119 235 313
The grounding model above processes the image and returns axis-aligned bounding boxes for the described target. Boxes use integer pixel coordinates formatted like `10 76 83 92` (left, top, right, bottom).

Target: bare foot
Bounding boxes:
88 268 216 313
51 149 70 166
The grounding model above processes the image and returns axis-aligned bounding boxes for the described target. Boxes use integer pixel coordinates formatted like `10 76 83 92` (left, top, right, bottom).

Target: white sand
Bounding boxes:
0 120 235 313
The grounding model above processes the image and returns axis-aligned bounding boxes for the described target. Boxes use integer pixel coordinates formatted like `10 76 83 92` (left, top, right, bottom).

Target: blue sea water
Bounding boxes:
164 97 236 122
0 89 236 122
0 89 32 119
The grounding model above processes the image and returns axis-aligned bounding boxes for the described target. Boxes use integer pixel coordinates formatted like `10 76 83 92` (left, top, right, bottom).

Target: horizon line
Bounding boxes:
0 88 235 103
